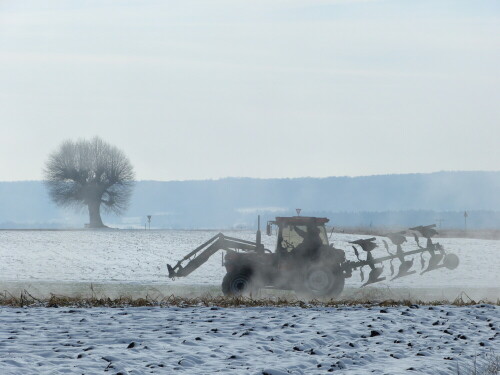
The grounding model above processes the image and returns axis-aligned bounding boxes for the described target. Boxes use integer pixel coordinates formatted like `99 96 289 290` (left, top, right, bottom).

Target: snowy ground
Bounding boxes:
0 304 498 375
0 230 499 291
0 231 499 374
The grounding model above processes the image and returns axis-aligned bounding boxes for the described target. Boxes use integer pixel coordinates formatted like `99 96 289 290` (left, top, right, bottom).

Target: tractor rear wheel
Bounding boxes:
221 268 257 297
295 265 345 299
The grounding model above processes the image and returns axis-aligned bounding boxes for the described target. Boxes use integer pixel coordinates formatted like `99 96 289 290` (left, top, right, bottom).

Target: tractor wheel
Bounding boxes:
295 265 345 299
221 268 257 297
443 253 459 270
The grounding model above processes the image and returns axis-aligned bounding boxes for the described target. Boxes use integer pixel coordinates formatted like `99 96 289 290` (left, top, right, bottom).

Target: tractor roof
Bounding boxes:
272 216 329 225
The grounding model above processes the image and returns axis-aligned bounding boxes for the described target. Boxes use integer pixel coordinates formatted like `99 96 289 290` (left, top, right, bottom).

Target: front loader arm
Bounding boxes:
167 233 266 278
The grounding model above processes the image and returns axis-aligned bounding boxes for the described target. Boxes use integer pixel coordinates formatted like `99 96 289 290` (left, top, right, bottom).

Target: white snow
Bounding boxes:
0 304 498 374
0 230 499 290
0 230 498 374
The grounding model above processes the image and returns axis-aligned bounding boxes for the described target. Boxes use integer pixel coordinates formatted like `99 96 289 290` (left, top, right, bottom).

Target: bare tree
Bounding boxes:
44 137 135 228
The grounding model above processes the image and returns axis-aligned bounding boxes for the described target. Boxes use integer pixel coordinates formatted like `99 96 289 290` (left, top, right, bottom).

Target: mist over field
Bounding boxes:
1 171 499 229
1 1 499 374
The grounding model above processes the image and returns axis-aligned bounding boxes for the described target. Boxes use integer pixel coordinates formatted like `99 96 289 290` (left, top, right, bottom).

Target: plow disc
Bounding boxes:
345 224 459 286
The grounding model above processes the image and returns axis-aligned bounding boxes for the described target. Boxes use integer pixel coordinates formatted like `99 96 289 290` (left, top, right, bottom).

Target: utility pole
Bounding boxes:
464 211 468 233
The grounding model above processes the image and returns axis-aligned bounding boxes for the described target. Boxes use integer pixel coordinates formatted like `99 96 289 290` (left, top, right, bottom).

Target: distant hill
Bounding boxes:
0 171 499 229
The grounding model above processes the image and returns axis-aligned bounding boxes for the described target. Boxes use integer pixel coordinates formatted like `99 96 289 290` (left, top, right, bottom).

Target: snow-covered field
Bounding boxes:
0 231 499 374
0 304 498 374
0 230 499 290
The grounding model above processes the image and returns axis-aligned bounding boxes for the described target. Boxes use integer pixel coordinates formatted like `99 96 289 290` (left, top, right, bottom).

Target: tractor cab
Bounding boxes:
267 216 330 254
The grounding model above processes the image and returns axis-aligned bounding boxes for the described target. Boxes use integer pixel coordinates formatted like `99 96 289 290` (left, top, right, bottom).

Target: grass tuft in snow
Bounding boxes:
456 351 500 375
0 288 498 308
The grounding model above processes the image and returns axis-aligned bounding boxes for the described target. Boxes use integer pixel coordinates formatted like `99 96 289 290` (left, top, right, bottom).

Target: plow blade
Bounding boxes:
392 260 415 280
361 252 386 286
421 253 460 274
421 254 444 274
362 267 385 287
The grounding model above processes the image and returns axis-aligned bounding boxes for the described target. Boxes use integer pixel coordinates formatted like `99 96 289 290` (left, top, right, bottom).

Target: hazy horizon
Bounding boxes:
2 171 499 229
1 169 500 183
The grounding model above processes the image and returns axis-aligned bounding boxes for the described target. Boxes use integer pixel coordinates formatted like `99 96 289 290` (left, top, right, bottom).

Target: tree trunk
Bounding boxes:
88 200 105 228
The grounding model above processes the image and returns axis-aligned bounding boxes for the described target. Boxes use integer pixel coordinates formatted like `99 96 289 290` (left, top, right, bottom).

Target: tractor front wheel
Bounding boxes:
221 269 257 297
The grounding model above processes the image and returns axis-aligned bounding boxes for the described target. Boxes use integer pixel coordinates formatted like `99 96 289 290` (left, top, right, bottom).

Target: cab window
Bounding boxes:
280 224 328 251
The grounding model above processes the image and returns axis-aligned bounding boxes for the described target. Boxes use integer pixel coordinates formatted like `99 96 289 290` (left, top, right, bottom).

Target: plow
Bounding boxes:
167 215 459 298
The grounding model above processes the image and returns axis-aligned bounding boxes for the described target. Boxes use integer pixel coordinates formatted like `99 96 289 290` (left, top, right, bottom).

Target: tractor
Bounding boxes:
167 215 460 298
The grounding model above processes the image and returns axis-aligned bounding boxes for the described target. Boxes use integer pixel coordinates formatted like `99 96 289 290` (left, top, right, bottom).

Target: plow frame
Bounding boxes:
345 233 459 286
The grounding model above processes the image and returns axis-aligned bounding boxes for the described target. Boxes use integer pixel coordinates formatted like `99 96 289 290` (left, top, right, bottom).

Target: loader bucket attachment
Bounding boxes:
167 264 186 278
167 264 176 278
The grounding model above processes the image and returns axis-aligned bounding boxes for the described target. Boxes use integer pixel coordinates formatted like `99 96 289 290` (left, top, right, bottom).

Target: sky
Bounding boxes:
0 0 499 181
